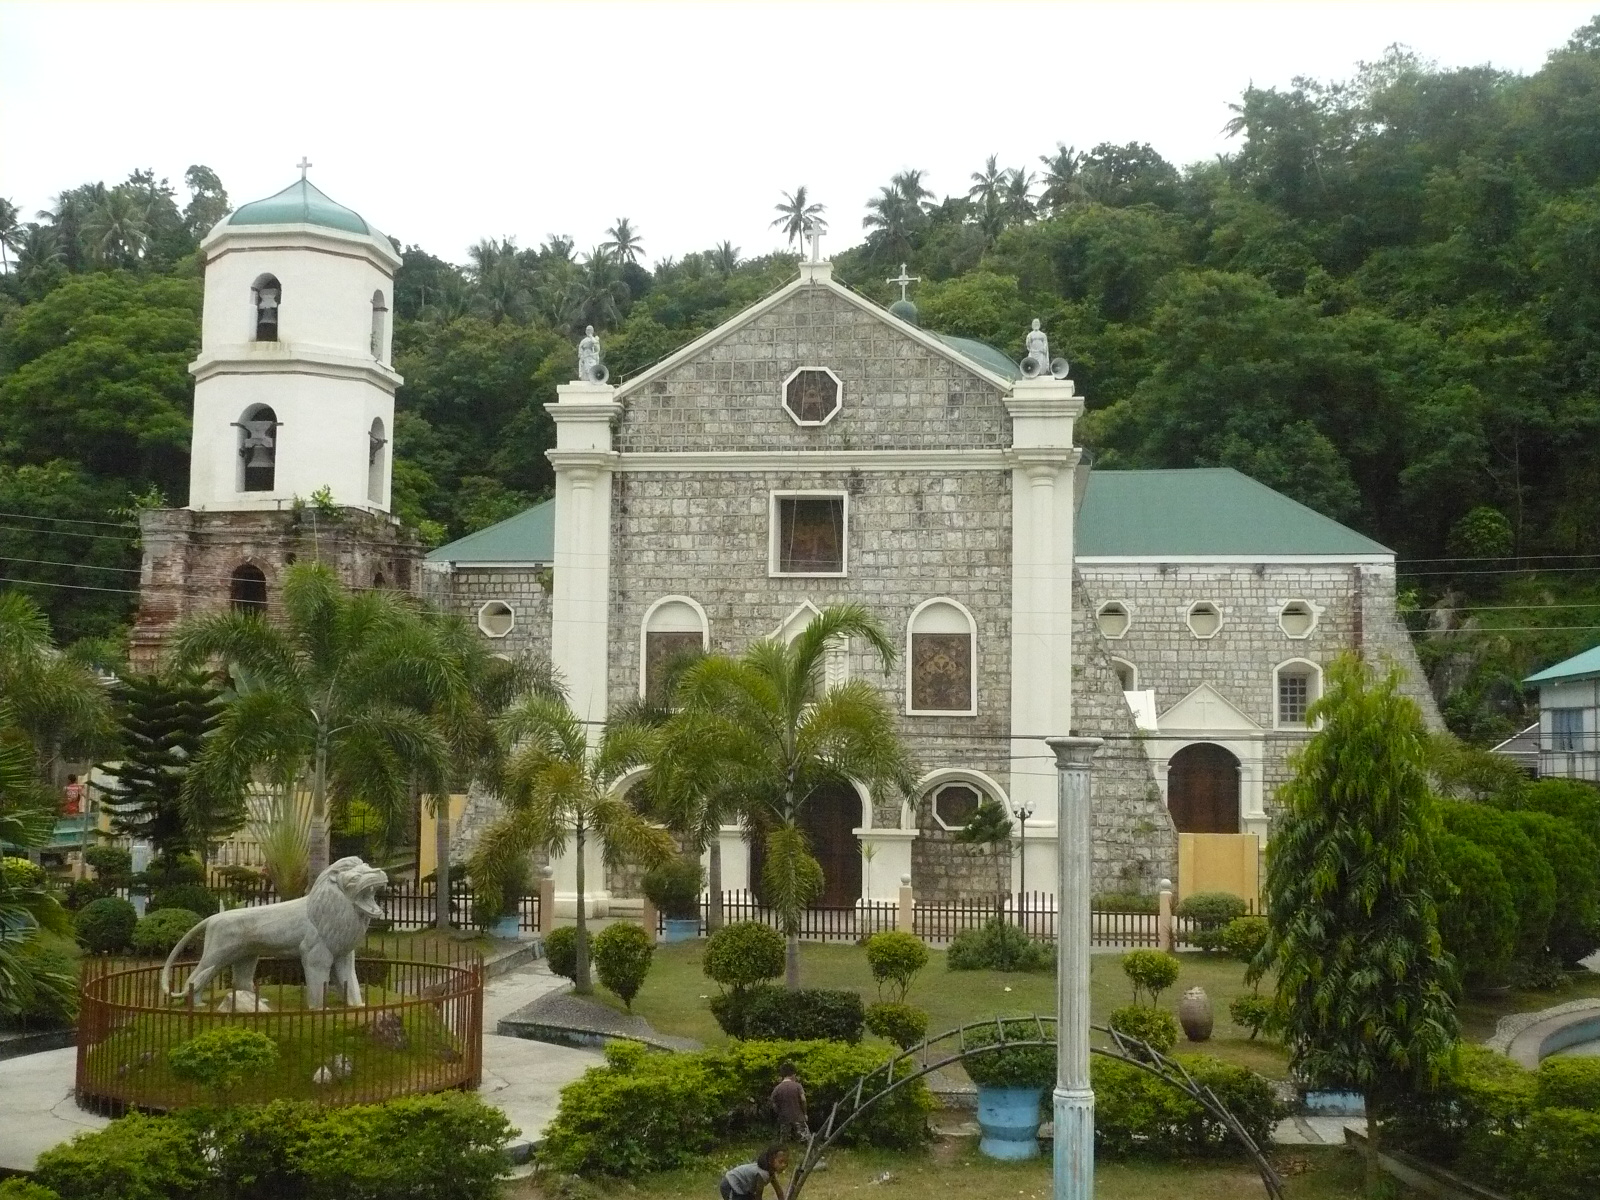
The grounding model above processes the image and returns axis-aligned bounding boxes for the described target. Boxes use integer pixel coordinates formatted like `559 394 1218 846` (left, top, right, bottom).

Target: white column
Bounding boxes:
1047 735 1102 1200
856 829 918 903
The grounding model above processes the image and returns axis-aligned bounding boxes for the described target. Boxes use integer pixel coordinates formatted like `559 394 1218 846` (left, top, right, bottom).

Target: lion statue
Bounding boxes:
162 857 388 1009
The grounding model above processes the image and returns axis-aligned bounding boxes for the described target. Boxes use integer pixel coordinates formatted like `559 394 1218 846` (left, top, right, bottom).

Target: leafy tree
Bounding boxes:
1253 655 1457 1178
181 165 230 240
658 605 914 987
170 563 460 879
468 688 674 993
954 797 1014 914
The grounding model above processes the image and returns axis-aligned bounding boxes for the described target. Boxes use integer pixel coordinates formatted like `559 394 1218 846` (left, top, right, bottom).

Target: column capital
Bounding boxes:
1007 447 1078 479
546 449 619 477
1045 735 1103 771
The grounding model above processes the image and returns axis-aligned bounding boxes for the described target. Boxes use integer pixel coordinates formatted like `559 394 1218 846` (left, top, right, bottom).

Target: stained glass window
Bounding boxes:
775 495 845 574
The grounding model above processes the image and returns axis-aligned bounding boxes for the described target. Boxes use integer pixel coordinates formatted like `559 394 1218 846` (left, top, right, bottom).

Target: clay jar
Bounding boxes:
1178 986 1214 1042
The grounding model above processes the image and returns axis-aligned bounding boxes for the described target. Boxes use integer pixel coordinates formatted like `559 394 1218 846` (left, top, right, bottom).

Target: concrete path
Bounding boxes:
0 956 600 1173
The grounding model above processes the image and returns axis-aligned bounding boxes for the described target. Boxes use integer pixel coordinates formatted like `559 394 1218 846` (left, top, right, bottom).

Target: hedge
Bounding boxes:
1093 1054 1282 1158
148 884 220 919
947 918 1052 972
1435 832 1517 984
538 1038 932 1177
1439 801 1557 960
712 984 865 1043
1511 811 1600 966
131 908 202 956
75 896 137 954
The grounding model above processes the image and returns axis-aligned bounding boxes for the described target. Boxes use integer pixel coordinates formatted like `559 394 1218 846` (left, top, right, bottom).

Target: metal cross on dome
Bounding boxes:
297 157 313 181
888 263 920 302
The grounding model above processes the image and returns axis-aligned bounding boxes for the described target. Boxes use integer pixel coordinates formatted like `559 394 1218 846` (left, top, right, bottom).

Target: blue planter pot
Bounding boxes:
661 918 700 943
490 915 520 939
976 1086 1045 1160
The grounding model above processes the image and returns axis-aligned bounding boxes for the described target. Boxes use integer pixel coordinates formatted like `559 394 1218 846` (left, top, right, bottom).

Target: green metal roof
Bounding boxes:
1526 644 1600 685
426 499 554 564
229 179 371 235
931 333 1021 381
1076 468 1391 557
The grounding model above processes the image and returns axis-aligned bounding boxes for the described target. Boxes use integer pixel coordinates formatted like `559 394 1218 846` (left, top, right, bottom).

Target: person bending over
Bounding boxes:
720 1145 789 1200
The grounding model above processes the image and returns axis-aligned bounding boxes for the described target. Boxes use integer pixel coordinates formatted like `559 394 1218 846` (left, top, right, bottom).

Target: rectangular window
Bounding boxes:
644 631 702 704
1278 672 1311 726
911 634 972 712
1552 708 1585 753
772 493 846 576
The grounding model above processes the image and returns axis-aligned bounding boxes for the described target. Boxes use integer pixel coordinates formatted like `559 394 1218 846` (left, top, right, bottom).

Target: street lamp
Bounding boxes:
1012 796 1035 931
1046 735 1102 1200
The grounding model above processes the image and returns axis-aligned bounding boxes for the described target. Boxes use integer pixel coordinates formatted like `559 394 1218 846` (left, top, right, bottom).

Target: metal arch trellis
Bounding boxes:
787 1016 1285 1200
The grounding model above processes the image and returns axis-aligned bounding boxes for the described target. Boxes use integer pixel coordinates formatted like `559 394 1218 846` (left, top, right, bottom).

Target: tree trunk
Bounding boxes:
786 930 801 990
308 741 330 882
574 819 591 994
434 796 451 932
707 835 724 933
1363 1093 1384 1197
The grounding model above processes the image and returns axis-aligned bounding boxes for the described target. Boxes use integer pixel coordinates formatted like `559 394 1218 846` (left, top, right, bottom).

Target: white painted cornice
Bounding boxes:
613 448 1013 472
1077 554 1394 566
202 222 401 271
190 347 402 391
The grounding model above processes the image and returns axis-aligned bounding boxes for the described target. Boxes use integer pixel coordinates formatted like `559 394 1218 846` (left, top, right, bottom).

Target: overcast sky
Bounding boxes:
2 1 1596 266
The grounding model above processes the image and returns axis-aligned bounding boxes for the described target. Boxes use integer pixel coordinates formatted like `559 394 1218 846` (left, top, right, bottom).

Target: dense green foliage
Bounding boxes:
702 920 785 991
1228 993 1272 1040
167 1027 279 1097
863 1001 929 1050
640 856 703 921
1439 799 1559 960
1535 1057 1600 1112
862 930 929 1002
1175 893 1249 952
952 1020 1056 1090
591 922 654 1010
539 1038 931 1176
947 917 1053 972
1092 1054 1282 1158
712 982 865 1042
149 883 219 918
130 907 201 956
1106 1005 1179 1056
8 934 78 1027
1434 831 1518 983
1218 916 1270 964
1120 949 1180 1004
544 925 578 982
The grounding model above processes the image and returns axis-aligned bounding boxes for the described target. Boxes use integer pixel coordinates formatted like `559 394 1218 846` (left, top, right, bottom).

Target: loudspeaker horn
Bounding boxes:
586 362 610 384
1050 357 1071 379
1020 354 1045 378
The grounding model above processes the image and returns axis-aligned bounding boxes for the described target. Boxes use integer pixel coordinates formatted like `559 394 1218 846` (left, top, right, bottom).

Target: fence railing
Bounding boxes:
656 890 900 943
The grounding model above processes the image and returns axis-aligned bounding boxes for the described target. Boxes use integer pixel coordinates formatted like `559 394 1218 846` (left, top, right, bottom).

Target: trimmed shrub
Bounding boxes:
1522 779 1600 850
592 923 654 1010
959 1021 1056 1090
75 896 137 954
1107 1005 1178 1056
149 883 219 918
1502 1106 1600 1200
1440 800 1557 960
863 930 929 1002
168 1026 279 1097
1093 891 1159 913
1386 1044 1536 1170
1435 832 1517 984
1092 1054 1281 1158
545 926 578 982
1228 994 1272 1040
63 878 111 910
136 854 205 890
640 857 702 921
1513 810 1600 966
1219 916 1270 964
947 917 1052 972
740 986 865 1043
1 855 47 889
33 1112 208 1200
865 1001 929 1050
539 1038 932 1177
1120 949 1179 1004
1176 892 1248 952
703 921 784 991
82 845 132 886
1536 1057 1600 1112
131 908 202 957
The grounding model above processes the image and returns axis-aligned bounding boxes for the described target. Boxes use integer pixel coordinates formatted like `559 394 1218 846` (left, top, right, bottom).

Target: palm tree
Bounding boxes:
81 186 149 267
891 169 933 212
968 155 1005 207
1003 168 1037 224
0 701 73 1023
601 218 644 265
1038 143 1085 214
171 563 461 879
14 225 63 295
0 592 114 777
659 605 914 987
771 187 827 249
975 194 1007 246
467 238 531 324
0 199 20 272
469 689 675 993
711 241 741 277
575 248 630 330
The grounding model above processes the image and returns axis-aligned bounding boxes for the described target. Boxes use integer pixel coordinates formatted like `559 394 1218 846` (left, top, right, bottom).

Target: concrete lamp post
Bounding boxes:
1045 735 1102 1200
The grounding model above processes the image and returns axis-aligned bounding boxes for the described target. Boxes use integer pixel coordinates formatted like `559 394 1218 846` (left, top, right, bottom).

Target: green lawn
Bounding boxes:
1458 970 1600 1043
593 942 1291 1078
510 1141 1383 1200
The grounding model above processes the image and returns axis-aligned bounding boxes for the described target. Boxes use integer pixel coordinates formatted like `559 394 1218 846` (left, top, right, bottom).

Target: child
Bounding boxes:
719 1145 788 1200
770 1062 809 1142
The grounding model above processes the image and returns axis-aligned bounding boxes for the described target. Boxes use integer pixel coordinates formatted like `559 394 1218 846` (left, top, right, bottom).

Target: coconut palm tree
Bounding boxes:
0 592 114 777
14 225 63 296
467 237 531 324
772 187 827 249
170 563 461 879
601 218 644 265
575 248 630 330
1038 143 1085 214
0 199 20 273
81 186 149 267
469 689 675 993
968 155 1005 208
711 241 741 277
1003 168 1037 224
658 605 915 987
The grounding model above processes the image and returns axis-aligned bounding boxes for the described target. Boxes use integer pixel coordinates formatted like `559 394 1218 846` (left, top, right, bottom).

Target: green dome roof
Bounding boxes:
228 179 370 235
889 298 919 325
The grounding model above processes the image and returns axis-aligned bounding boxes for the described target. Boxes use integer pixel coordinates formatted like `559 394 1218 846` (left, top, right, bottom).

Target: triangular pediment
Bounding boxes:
1158 683 1262 733
772 600 824 642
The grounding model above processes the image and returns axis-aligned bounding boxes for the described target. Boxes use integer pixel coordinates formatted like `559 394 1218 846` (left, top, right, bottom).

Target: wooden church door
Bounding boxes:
750 783 863 908
1166 743 1241 833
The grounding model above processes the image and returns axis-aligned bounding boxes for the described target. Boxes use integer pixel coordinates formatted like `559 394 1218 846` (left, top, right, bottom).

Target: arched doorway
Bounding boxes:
229 564 268 613
750 782 863 908
1167 743 1241 833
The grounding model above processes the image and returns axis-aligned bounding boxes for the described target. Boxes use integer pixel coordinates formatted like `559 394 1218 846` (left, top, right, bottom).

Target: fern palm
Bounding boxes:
658 605 915 987
0 591 114 775
469 689 675 993
170 563 461 878
0 702 72 1021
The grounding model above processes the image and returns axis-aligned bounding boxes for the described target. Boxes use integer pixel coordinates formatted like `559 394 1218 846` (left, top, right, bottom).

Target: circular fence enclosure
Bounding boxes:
75 950 484 1115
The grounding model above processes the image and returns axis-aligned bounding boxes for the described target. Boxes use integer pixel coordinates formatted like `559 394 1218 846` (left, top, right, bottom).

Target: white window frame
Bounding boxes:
780 365 844 428
769 490 849 578
638 595 710 700
1273 658 1323 730
1186 601 1224 640
477 600 516 639
1096 600 1132 640
905 597 978 717
1109 656 1138 692
1278 599 1319 639
1551 707 1585 753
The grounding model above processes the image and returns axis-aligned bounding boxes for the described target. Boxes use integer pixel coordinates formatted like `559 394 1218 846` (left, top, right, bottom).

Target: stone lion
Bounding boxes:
162 857 388 1009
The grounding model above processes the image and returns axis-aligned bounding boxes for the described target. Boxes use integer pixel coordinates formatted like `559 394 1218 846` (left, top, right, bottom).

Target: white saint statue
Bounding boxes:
1025 318 1049 367
577 325 601 380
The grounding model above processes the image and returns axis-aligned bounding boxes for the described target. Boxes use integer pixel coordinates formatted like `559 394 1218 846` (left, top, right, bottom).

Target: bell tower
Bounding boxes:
130 167 420 670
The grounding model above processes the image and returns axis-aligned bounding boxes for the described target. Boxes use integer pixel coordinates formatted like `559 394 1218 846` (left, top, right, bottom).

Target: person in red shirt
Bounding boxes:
62 774 83 816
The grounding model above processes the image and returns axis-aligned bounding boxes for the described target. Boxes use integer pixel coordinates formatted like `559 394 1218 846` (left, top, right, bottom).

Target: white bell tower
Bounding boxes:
187 166 402 513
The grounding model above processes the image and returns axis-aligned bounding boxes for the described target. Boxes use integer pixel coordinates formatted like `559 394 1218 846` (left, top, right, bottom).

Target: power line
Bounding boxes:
0 509 139 529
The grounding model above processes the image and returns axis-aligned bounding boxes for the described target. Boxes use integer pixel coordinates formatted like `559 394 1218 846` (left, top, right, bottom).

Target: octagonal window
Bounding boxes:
782 366 842 426
1186 602 1222 639
477 600 515 639
932 783 982 831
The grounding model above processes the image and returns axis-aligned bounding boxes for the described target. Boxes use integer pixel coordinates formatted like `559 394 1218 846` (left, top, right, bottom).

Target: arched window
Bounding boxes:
641 596 708 701
370 290 387 359
477 601 515 638
367 417 387 505
372 572 386 588
1279 600 1317 638
1186 601 1223 639
235 404 279 492
251 274 281 342
1109 657 1138 691
229 564 268 613
1167 743 1240 833
907 598 977 715
1096 601 1131 639
1274 659 1323 729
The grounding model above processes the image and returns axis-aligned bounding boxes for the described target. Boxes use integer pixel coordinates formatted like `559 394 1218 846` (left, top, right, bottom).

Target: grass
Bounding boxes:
507 1140 1385 1200
590 942 1291 1078
1458 969 1600 1043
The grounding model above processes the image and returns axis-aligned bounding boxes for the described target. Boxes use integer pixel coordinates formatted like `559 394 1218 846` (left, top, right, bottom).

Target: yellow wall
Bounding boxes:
418 795 468 880
1177 833 1260 903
